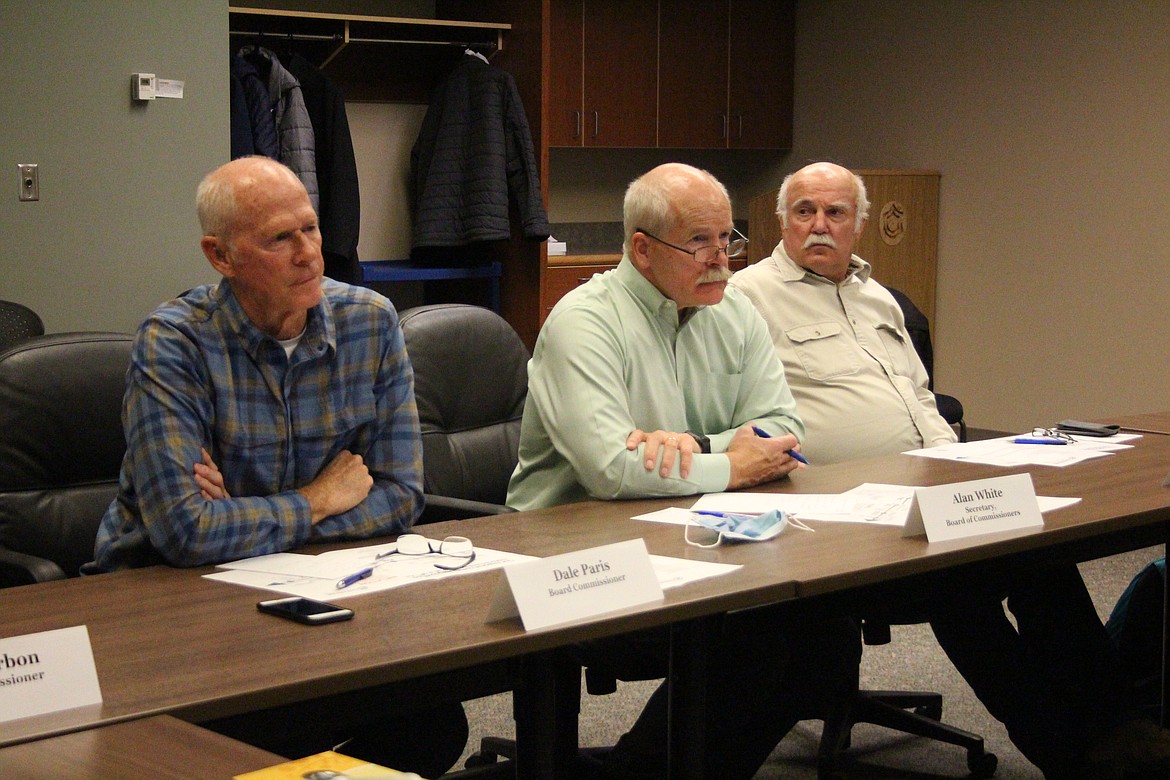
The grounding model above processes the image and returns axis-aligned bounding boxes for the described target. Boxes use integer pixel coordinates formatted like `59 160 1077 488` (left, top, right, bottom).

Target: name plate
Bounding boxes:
486 538 663 631
0 625 102 723
903 473 1045 542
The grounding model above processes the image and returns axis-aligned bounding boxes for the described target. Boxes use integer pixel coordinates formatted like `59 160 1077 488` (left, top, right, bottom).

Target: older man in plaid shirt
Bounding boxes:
90 156 465 777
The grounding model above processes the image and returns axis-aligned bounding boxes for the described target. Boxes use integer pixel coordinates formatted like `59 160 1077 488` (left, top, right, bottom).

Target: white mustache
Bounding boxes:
698 266 733 284
804 234 837 249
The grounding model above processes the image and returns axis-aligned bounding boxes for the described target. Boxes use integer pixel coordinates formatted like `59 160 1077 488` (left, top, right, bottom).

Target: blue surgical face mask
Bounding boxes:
685 509 814 548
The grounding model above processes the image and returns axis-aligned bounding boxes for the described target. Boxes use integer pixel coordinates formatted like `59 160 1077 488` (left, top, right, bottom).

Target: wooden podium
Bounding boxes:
747 169 940 323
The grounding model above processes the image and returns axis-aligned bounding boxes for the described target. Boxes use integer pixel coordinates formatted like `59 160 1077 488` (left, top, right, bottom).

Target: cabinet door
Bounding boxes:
542 264 618 319
728 0 794 149
658 0 730 149
582 0 658 147
549 0 584 147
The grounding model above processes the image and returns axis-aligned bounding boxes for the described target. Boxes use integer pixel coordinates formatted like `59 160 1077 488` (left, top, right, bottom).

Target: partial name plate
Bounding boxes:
0 625 102 723
486 538 663 631
903 473 1044 542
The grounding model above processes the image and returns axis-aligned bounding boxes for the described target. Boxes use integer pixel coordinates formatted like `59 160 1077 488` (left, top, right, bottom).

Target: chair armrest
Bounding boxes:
419 494 516 524
0 547 68 588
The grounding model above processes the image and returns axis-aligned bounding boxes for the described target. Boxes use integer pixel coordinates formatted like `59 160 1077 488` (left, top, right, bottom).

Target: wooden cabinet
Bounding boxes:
549 0 658 148
555 0 793 150
542 256 748 321
727 0 795 149
659 0 793 149
658 1 730 148
548 0 584 146
748 170 940 324
542 258 620 318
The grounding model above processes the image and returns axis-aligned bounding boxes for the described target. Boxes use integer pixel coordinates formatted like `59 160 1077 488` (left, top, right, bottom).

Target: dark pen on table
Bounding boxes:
752 425 809 464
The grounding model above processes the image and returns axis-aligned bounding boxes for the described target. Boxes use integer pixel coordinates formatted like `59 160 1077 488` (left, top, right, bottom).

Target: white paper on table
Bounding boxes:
632 506 699 525
205 544 537 600
904 435 1125 467
648 554 741 589
838 483 919 526
690 492 857 520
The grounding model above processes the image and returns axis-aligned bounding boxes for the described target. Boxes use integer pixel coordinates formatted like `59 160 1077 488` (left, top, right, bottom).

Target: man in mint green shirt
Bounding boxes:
507 163 805 512
506 163 857 780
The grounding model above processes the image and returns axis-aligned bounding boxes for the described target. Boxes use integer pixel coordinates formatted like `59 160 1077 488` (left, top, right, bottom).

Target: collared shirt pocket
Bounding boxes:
874 322 915 375
785 321 861 381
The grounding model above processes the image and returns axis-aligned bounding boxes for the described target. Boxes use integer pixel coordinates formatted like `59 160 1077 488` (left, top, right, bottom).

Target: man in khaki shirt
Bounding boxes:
731 161 1170 780
730 162 953 465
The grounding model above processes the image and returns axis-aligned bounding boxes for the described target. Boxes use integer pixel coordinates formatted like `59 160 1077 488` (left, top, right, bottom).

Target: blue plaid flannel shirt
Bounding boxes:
92 278 423 569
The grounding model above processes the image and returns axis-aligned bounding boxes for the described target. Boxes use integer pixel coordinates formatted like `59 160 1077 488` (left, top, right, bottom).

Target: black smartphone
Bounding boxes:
257 596 354 625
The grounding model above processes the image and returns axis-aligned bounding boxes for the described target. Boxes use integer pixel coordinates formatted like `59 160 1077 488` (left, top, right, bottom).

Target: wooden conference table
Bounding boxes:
2 413 1169 778
0 716 286 779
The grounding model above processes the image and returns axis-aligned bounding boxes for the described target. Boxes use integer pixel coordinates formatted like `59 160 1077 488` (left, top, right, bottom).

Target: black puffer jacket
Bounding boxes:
410 54 550 249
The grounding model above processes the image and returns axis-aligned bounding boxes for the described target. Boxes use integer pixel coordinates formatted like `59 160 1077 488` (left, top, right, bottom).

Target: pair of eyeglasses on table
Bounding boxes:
1012 427 1077 445
335 534 476 589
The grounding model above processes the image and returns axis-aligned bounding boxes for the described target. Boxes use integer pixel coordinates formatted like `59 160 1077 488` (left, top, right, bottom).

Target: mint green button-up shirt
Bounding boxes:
506 257 803 511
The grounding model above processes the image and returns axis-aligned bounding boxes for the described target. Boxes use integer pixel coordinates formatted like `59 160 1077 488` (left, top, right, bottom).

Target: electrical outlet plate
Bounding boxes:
18 163 38 202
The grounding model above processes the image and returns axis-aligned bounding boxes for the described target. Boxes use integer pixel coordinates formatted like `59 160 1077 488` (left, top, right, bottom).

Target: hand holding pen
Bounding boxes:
752 425 809 464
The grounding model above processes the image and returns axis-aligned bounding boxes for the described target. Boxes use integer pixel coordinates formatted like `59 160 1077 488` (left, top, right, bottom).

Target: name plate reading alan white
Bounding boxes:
486 538 663 631
903 473 1045 542
0 625 102 723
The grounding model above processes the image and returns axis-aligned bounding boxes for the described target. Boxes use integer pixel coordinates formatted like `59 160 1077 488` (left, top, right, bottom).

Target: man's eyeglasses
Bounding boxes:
1028 427 1077 444
637 227 748 263
375 534 477 571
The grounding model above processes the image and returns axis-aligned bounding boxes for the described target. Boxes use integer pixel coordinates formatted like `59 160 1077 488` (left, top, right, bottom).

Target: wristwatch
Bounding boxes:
686 431 711 454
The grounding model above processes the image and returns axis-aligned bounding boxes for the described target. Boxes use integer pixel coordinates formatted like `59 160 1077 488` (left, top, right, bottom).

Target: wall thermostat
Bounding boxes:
132 73 157 101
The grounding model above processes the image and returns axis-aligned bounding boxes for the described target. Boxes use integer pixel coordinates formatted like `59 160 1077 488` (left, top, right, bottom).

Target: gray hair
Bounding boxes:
623 164 731 254
195 172 237 239
775 167 870 233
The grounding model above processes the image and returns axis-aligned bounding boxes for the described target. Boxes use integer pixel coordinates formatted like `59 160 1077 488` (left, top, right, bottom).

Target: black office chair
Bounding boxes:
399 303 528 524
0 300 45 352
815 612 997 778
808 289 992 777
0 332 133 587
398 304 579 779
887 287 966 442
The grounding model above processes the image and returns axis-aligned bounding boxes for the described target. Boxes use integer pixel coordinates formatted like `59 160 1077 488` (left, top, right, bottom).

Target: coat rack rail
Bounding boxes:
229 7 508 67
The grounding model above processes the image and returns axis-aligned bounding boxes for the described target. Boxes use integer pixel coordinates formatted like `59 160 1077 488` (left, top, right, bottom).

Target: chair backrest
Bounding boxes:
886 286 964 433
0 332 134 585
0 300 46 352
400 304 528 510
885 287 934 385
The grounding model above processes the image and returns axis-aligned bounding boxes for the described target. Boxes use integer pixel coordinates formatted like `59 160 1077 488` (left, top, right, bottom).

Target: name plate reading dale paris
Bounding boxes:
903 473 1044 542
486 538 662 631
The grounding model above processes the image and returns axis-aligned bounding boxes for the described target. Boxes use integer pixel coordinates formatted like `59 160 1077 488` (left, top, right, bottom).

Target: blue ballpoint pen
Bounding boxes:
751 425 810 464
1012 437 1068 445
336 567 373 589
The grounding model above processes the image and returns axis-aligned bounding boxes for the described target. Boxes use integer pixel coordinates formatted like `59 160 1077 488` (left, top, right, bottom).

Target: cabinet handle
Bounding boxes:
593 111 599 139
720 114 728 140
574 110 581 139
736 114 743 139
